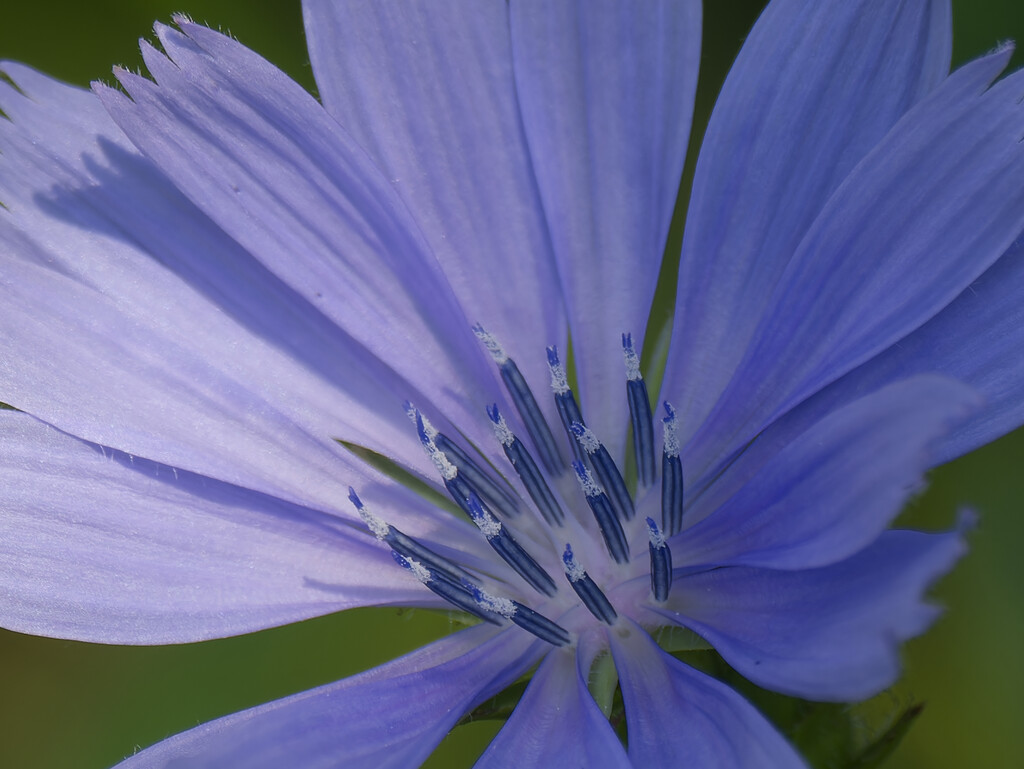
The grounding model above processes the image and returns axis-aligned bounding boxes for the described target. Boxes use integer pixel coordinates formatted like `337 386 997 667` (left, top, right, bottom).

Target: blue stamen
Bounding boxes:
468 583 571 647
570 422 636 521
391 551 501 625
473 325 565 476
488 404 566 526
348 487 471 588
572 461 630 564
661 403 684 536
433 432 522 519
464 494 557 597
623 333 656 488
546 346 589 467
645 517 673 602
562 544 618 624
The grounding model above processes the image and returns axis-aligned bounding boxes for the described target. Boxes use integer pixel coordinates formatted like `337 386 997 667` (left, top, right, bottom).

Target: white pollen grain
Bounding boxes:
490 412 515 447
473 325 509 364
548 359 570 395
428 447 458 481
663 403 680 458
473 508 503 540
475 588 517 619
357 505 390 541
574 464 604 498
573 424 601 454
564 553 586 582
646 519 666 549
623 342 642 381
406 557 432 584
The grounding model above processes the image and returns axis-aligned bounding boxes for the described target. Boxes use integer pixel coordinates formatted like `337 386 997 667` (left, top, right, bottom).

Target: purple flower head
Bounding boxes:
2 1 1024 767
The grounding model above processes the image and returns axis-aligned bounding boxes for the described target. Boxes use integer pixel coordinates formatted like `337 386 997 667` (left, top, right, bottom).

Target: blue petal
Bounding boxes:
114 625 541 769
610 621 807 768
475 643 630 769
509 0 701 459
677 376 978 570
765 236 1024 470
654 527 966 702
663 0 951 451
0 411 452 644
96 21 507 467
302 0 567 423
0 61 467 509
685 47 1024 480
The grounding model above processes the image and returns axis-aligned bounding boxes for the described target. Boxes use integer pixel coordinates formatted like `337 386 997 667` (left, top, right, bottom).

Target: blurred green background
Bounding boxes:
1 1 1022 767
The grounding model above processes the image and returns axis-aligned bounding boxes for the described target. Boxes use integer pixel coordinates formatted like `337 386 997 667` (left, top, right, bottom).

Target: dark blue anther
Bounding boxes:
562 544 618 625
465 494 558 597
473 325 566 476
623 333 656 488
467 583 571 647
573 461 630 564
348 487 471 588
500 358 566 477
391 551 501 625
487 404 566 526
571 422 636 522
646 517 673 602
546 346 589 467
412 411 482 523
661 403 684 536
434 432 522 519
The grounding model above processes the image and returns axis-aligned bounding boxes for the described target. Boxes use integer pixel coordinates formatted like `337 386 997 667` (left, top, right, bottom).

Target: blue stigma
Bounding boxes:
348 487 471 588
572 460 630 564
646 517 673 602
623 333 656 488
546 345 589 467
474 324 565 475
570 421 636 522
434 432 522 519
466 583 571 647
487 404 566 526
353 328 686 647
661 403 684 536
562 544 618 624
463 493 558 597
390 551 501 626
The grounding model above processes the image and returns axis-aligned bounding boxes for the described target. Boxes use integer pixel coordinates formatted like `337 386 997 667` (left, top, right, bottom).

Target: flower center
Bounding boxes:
348 327 683 648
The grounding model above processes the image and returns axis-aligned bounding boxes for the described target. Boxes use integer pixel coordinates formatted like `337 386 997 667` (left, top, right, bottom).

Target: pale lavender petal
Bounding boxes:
115 625 541 769
652 527 967 701
677 377 978 570
766 236 1024 471
0 62 463 510
664 0 951 447
96 21 506 464
303 0 566 422
509 0 701 458
0 412 440 644
475 643 630 769
686 48 1024 478
610 621 807 768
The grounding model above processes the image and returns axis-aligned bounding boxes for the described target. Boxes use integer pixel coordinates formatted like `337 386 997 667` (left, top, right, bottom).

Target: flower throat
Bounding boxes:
348 327 683 648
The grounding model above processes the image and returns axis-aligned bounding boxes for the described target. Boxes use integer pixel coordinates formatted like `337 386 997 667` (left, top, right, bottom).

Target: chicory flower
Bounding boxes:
2 1 1024 766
